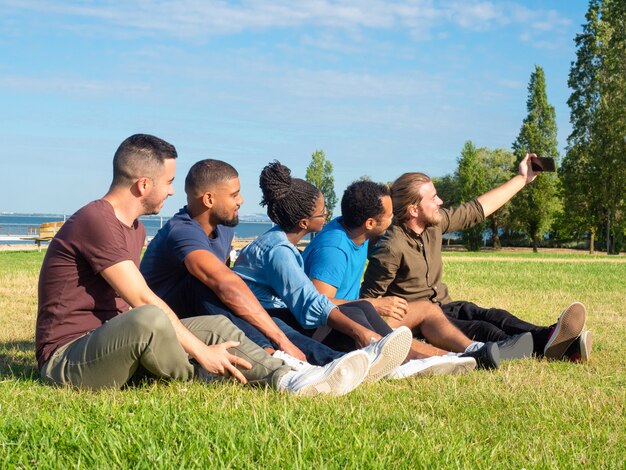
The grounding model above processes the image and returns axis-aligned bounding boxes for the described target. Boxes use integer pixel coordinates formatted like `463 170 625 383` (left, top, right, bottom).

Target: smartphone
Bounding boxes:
531 156 556 172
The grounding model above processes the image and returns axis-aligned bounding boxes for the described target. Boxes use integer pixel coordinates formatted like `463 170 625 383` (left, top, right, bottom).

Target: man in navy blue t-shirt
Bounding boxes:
140 159 344 366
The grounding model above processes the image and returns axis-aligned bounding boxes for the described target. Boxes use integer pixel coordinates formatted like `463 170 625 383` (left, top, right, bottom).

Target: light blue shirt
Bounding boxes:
302 217 368 301
233 226 334 329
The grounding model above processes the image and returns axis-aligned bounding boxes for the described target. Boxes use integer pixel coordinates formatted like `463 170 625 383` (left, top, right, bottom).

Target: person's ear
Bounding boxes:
298 218 309 230
364 217 376 231
408 204 420 218
135 176 152 196
202 191 215 208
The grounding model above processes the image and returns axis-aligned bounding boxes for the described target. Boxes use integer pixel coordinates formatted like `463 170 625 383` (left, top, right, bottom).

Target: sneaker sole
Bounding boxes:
364 327 413 383
499 332 534 360
544 302 586 360
296 351 369 397
449 357 477 375
418 357 476 377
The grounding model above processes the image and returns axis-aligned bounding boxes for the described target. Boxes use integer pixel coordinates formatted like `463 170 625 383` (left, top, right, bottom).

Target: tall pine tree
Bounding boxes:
562 0 626 253
561 0 603 252
456 141 488 251
592 0 626 253
510 66 561 252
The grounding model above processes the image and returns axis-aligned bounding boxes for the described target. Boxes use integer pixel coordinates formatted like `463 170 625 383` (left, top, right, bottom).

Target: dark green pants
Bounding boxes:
40 305 290 390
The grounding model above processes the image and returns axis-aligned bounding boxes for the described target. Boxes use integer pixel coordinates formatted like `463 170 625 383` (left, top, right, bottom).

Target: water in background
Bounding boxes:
0 213 273 244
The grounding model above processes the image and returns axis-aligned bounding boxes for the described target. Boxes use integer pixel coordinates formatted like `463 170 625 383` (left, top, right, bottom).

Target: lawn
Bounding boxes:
1 250 624 468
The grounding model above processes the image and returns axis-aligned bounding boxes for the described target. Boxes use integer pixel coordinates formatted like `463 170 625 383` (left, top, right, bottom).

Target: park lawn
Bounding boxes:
0 250 624 468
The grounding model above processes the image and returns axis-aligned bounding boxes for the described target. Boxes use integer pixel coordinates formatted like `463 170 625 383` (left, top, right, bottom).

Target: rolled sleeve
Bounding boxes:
441 199 485 234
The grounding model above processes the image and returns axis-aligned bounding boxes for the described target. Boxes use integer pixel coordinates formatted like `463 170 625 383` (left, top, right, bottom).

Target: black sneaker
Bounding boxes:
497 332 534 360
564 330 592 363
461 342 500 370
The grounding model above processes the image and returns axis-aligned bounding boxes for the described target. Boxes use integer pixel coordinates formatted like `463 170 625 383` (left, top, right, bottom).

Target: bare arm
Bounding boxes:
311 278 408 321
310 278 349 305
477 153 537 217
101 260 252 383
185 250 305 360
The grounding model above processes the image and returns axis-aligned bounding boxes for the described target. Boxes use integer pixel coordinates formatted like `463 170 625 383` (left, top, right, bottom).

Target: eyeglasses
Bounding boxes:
309 207 329 219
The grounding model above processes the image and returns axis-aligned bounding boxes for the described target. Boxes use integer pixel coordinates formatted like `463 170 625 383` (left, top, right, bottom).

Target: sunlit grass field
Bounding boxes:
1 250 624 468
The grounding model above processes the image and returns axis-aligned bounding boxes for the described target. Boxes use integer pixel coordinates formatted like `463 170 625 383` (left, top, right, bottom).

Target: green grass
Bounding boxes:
1 250 625 468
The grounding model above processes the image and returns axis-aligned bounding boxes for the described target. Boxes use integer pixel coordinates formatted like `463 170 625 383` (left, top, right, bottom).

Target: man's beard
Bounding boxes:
141 198 162 216
422 212 441 228
221 215 239 227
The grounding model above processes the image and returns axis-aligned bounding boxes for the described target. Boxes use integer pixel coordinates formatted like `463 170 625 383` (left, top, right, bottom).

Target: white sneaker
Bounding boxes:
386 356 477 379
277 350 369 396
273 350 315 372
361 326 412 383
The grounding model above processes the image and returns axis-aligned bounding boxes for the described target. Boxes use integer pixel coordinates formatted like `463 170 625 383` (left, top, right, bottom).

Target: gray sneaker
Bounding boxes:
277 349 369 396
361 326 413 383
544 302 586 360
497 332 534 360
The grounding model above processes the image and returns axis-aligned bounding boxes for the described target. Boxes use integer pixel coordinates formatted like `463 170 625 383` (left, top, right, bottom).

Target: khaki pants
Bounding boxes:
40 305 290 390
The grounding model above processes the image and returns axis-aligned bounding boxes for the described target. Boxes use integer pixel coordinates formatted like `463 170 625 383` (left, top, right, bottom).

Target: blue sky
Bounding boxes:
1 0 589 216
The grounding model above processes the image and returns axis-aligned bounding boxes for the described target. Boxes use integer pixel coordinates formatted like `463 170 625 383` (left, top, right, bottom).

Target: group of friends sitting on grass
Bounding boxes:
35 134 592 396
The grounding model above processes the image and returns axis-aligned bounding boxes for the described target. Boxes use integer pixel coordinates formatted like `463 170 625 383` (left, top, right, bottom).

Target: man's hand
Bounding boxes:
366 296 408 321
519 153 538 184
275 338 307 362
194 341 252 384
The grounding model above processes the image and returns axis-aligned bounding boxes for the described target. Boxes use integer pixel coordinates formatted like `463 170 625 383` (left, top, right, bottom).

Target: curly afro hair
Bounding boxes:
341 180 390 229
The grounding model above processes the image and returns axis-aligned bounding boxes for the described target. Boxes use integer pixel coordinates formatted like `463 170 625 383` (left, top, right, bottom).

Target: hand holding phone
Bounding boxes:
530 156 556 172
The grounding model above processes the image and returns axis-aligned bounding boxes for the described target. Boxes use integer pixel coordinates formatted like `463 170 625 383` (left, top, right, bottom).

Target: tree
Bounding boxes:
305 150 337 221
456 141 488 251
562 0 626 254
479 148 516 249
591 0 626 253
431 174 459 209
510 66 561 252
454 143 516 250
561 0 603 253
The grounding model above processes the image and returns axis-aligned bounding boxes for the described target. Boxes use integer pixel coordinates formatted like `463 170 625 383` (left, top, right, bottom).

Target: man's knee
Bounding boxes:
125 305 174 337
408 300 446 321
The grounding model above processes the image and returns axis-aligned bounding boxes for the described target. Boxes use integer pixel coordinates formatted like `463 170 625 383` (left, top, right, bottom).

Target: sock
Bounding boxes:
464 341 485 354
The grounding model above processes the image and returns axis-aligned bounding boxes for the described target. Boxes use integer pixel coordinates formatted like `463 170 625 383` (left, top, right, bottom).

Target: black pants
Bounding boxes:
441 301 552 356
268 300 393 353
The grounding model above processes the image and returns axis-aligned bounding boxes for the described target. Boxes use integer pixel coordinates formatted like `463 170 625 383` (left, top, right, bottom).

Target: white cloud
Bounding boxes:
1 0 573 42
0 74 150 95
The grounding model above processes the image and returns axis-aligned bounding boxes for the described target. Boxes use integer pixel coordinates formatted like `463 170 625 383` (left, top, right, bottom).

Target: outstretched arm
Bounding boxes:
185 250 305 360
101 260 252 383
477 153 538 217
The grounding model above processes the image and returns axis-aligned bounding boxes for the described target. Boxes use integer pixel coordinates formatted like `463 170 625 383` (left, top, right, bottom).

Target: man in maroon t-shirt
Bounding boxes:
35 134 369 394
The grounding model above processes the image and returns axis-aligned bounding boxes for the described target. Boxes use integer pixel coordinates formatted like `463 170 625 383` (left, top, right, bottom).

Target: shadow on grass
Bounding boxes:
0 340 40 382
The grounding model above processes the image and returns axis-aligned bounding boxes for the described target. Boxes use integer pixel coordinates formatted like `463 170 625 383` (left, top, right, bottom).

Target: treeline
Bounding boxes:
306 0 624 254
435 0 625 254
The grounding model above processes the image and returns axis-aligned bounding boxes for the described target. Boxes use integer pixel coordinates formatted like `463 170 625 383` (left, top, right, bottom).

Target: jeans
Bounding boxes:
441 301 552 355
165 275 343 365
40 305 290 390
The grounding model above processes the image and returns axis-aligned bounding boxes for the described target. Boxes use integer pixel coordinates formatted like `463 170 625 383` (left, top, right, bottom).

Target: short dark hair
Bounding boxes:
341 180 390 229
112 134 177 187
185 159 238 197
259 161 321 232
